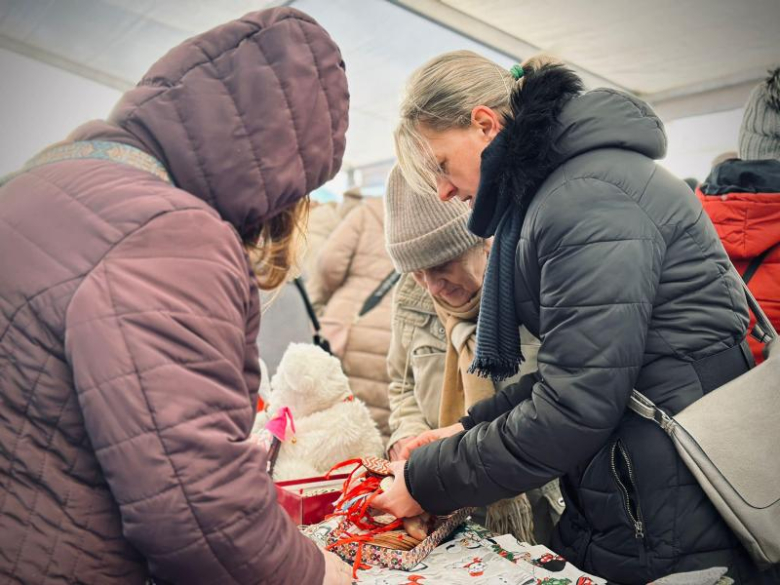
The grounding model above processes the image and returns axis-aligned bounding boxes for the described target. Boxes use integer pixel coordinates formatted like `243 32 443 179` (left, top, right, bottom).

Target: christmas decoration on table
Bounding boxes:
530 552 568 572
305 521 538 584
323 456 475 579
305 519 612 584
253 343 384 481
487 535 606 584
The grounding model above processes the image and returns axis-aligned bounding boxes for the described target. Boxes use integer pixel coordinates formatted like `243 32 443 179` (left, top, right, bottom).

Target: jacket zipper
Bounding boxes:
610 440 646 541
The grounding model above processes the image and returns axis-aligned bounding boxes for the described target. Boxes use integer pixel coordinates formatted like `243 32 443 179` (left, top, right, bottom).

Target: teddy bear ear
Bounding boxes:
299 374 315 394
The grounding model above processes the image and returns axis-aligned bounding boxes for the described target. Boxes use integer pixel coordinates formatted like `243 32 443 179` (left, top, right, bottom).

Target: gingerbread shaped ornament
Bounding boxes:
362 455 394 476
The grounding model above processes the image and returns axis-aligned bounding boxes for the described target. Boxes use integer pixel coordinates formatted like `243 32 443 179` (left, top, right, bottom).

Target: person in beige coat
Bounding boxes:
310 196 395 442
383 165 563 544
300 188 364 279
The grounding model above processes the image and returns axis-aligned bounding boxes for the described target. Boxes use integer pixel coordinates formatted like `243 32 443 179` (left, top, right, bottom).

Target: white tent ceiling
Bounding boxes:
395 0 780 117
1 0 778 172
0 0 516 170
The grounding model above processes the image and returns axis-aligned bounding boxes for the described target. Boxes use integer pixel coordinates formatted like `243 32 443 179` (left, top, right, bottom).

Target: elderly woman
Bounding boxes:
383 165 562 544
373 52 774 584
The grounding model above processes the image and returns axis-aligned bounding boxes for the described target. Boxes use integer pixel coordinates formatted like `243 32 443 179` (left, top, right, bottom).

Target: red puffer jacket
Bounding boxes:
698 158 780 363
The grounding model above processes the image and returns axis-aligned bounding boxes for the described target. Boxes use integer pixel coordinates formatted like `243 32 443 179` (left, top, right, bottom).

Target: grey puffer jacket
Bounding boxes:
0 8 348 584
405 66 771 583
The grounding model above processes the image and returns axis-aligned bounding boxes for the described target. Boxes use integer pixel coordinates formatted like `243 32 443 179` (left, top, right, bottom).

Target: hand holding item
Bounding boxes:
388 436 414 461
322 549 352 585
398 422 465 460
371 460 424 518
379 476 431 540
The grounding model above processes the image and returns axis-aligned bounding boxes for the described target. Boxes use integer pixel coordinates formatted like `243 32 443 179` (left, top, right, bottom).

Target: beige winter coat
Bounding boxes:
387 274 564 543
300 190 363 279
311 197 394 441
387 273 541 447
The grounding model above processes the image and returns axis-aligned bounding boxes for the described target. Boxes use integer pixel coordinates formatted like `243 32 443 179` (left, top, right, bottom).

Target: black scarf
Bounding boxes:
468 64 584 380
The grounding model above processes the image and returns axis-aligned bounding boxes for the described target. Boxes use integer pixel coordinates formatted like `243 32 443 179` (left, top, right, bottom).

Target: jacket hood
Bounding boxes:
701 158 780 196
698 158 780 258
470 65 666 237
554 89 666 165
71 7 349 241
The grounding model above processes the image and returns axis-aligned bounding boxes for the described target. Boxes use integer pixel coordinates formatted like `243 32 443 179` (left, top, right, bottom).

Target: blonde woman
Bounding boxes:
374 52 770 583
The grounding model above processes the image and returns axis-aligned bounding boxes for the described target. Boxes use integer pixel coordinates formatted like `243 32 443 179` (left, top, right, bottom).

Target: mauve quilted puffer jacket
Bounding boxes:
0 7 348 584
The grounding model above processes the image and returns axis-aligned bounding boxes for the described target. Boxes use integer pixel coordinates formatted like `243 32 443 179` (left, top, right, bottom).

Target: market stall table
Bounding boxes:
304 519 605 584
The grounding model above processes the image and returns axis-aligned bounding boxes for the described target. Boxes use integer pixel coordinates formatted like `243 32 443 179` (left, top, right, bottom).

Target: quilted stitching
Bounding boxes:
0 7 345 583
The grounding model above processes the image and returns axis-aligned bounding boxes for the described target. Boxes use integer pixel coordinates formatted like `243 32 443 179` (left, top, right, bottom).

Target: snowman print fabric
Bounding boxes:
304 521 604 584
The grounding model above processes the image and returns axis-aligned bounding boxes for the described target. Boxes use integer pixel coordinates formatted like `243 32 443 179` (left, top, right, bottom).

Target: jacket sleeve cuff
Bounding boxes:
403 460 415 501
405 442 459 515
460 414 476 430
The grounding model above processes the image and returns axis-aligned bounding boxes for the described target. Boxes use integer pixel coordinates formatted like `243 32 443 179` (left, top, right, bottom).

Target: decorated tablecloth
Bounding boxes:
303 519 605 585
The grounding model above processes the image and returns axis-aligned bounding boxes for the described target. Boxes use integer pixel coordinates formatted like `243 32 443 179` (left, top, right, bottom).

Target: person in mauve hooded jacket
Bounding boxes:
0 8 350 584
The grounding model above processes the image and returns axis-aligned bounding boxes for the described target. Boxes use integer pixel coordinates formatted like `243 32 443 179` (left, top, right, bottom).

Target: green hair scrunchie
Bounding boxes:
509 64 525 80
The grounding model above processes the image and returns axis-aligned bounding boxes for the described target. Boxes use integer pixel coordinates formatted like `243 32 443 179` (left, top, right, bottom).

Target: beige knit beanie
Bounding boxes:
384 164 482 273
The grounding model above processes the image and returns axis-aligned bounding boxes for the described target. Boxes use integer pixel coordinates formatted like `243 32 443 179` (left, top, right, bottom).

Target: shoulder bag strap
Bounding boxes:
292 277 332 354
741 242 779 286
740 243 779 345
0 140 173 188
293 276 322 331
358 271 401 318
739 263 778 344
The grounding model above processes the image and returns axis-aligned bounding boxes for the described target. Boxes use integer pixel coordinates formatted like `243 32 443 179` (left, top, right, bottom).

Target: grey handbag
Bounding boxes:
628 272 779 569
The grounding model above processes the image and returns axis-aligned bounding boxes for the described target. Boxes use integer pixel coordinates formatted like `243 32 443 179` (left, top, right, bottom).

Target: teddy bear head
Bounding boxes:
268 343 353 418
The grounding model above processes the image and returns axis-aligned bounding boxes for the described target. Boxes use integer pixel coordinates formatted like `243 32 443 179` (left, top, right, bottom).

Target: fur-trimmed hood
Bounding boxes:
469 65 667 237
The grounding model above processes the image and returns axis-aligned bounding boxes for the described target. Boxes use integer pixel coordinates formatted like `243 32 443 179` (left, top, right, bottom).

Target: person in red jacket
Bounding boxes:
698 67 780 363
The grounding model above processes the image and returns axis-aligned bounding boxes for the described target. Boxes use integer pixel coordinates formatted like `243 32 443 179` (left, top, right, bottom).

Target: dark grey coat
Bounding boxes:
405 67 771 583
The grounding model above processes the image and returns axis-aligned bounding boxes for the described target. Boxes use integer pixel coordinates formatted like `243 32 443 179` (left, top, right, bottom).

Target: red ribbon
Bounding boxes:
324 459 403 579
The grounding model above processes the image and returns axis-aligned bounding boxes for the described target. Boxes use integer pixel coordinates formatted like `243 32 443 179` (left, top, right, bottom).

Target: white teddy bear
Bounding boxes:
264 343 384 481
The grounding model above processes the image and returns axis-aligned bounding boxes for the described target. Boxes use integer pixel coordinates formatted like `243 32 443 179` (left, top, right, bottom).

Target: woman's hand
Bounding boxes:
371 460 424 519
321 549 352 585
398 422 465 460
388 437 414 461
